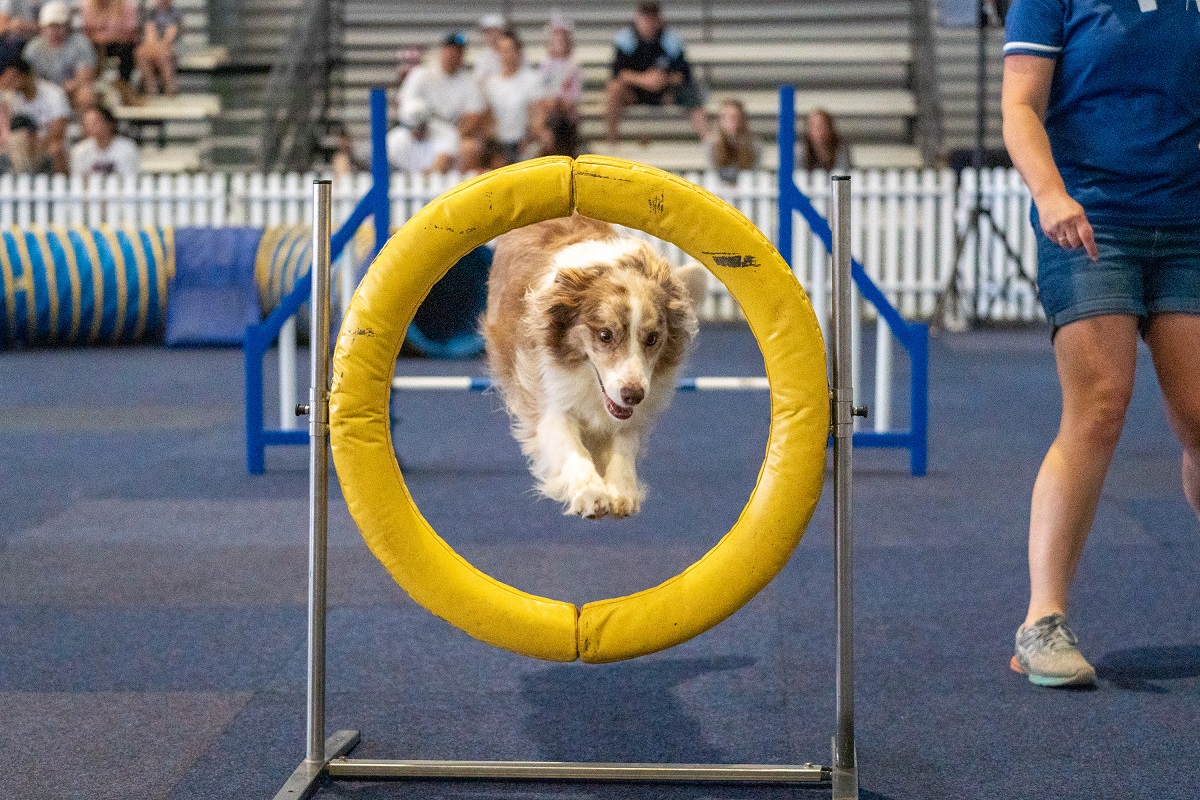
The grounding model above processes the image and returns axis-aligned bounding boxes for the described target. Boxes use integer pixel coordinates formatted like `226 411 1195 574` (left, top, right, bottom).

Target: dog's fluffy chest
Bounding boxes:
481 214 704 519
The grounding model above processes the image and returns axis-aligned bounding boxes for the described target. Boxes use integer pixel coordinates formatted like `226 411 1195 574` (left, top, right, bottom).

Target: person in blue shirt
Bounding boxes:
1002 0 1200 688
604 2 709 146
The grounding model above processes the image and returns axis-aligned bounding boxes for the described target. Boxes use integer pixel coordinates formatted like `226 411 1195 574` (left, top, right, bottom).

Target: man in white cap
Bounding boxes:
473 12 508 88
22 1 97 109
396 31 487 159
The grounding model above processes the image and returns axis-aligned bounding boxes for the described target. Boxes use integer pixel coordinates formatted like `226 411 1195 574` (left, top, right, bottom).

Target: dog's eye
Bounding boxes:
645 332 659 347
597 328 613 343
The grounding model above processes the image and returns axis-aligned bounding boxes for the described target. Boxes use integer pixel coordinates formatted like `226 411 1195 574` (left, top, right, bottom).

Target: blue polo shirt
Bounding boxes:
1005 0 1200 226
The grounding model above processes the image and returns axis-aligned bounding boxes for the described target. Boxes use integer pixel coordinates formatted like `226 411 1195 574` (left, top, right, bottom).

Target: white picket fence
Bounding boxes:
0 168 1043 326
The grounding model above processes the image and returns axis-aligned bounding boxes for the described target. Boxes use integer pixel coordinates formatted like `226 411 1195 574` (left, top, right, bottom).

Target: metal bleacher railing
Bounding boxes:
258 0 344 171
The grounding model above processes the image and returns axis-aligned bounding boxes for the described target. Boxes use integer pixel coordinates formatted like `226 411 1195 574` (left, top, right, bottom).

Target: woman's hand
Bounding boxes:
1036 190 1098 260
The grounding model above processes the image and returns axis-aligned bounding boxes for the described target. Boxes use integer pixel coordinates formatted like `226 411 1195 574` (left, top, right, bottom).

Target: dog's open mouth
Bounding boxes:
595 370 634 420
604 393 634 420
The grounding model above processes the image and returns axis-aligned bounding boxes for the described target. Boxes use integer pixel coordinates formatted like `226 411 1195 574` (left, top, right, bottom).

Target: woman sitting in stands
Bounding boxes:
81 0 143 105
799 107 851 171
537 13 582 157
480 29 548 165
455 134 506 176
69 104 138 176
135 0 181 97
705 98 760 183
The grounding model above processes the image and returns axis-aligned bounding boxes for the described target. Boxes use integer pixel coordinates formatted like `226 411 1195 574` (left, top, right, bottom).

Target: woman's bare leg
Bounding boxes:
1144 313 1200 521
1024 314 1138 626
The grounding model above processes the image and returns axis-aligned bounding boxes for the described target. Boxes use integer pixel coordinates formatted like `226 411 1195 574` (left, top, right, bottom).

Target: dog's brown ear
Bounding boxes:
539 267 592 361
545 267 590 325
657 264 702 368
673 263 709 309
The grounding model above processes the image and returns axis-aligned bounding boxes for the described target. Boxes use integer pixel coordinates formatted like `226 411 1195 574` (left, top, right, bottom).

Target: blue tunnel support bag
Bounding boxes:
164 226 265 347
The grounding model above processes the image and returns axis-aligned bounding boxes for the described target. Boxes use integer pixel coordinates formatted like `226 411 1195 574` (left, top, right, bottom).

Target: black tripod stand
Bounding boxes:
932 0 1037 332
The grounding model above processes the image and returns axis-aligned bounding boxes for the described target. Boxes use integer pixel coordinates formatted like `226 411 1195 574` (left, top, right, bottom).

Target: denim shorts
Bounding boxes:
1036 221 1200 335
631 78 706 110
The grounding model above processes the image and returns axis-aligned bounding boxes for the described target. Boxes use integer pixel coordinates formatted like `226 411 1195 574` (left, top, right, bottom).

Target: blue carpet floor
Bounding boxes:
1 323 1197 800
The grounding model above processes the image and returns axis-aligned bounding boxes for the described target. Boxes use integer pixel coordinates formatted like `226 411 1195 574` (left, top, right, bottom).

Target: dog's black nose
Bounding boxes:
621 386 645 406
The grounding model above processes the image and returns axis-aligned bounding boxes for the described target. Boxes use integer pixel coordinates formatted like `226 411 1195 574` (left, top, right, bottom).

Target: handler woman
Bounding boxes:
1002 0 1200 687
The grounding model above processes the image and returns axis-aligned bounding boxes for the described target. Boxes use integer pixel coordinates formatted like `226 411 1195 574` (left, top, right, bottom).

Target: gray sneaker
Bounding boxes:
1010 613 1097 687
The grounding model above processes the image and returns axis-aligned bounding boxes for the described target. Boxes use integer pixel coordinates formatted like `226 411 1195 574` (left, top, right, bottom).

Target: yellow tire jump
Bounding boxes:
329 156 829 663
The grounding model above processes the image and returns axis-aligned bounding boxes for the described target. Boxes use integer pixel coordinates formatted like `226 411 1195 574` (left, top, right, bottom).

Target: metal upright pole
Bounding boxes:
830 175 859 800
306 180 333 765
271 179 361 800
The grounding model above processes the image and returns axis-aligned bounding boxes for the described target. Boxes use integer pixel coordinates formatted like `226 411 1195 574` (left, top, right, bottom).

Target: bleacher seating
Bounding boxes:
139 143 202 172
59 0 229 172
62 1 1002 173
164 0 1010 173
331 0 923 170
590 140 923 172
179 44 231 72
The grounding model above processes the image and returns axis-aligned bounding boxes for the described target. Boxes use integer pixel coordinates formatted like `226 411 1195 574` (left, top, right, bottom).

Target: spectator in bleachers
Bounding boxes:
389 46 423 119
386 97 455 174
22 1 98 111
538 12 581 157
604 2 709 146
481 29 548 165
134 0 181 97
799 107 851 171
69 103 137 175
397 31 487 161
705 98 759 184
81 0 143 106
0 55 69 172
455 133 505 175
0 95 15 172
1 103 40 171
330 122 370 177
394 46 423 87
472 12 507 89
0 0 40 70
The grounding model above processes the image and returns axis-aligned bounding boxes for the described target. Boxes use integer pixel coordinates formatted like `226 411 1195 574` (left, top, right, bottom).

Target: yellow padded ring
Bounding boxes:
330 155 829 664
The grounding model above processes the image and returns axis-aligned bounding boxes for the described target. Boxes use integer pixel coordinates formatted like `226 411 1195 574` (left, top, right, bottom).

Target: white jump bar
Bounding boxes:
391 376 770 392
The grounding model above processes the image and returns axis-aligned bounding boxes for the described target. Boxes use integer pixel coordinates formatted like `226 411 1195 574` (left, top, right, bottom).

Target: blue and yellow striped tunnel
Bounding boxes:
1 223 482 353
0 225 330 347
0 226 174 346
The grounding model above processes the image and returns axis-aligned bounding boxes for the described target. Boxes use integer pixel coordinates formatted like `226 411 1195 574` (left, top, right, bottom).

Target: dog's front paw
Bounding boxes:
605 483 642 519
566 476 611 519
604 479 643 522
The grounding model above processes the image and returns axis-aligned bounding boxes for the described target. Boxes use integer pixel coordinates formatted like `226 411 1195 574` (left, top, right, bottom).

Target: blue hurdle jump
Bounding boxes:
777 86 929 476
